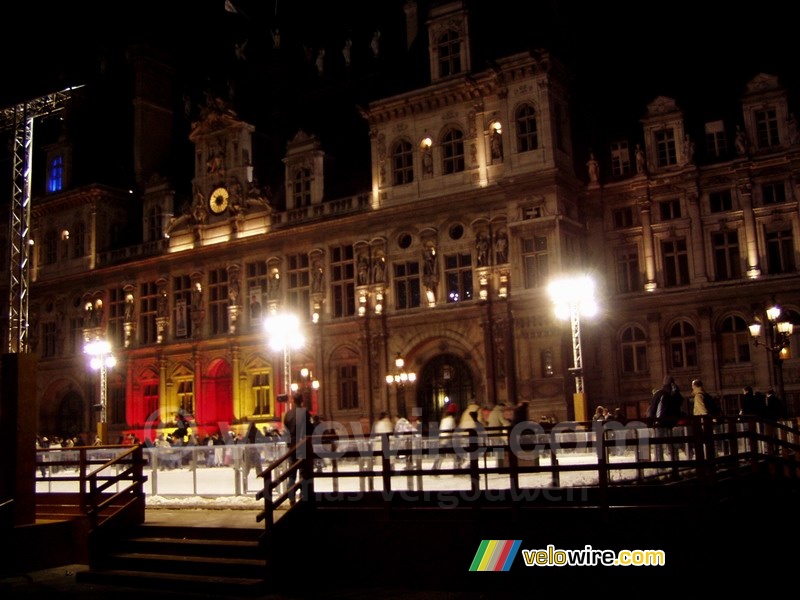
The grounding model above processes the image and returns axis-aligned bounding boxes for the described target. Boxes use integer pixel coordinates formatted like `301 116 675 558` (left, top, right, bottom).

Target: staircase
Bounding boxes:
76 522 268 596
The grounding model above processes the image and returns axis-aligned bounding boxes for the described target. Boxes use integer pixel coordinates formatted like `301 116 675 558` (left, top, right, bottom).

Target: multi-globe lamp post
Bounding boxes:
84 338 116 444
291 367 320 414
547 275 598 422
264 311 305 408
386 354 416 418
749 301 794 410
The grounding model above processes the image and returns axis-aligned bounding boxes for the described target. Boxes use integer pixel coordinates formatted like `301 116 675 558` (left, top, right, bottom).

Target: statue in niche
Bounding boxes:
494 230 508 264
476 234 490 267
372 256 385 283
357 254 369 285
587 152 599 183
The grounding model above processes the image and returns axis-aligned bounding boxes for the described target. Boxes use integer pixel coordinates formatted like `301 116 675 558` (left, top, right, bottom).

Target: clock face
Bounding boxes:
209 187 229 214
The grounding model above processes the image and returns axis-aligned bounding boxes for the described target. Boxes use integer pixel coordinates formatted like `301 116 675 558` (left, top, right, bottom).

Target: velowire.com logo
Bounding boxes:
469 540 522 571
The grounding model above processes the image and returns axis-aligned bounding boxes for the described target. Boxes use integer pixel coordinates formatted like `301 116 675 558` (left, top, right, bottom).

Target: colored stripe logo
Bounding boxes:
469 540 522 571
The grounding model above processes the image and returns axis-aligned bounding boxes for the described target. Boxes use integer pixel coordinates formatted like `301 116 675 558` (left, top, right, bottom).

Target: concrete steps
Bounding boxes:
77 524 267 596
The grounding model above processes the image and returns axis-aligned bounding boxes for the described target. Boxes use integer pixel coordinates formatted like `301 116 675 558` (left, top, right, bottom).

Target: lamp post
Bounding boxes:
749 301 794 406
385 353 416 418
84 338 116 444
547 275 598 422
291 367 320 414
264 311 305 408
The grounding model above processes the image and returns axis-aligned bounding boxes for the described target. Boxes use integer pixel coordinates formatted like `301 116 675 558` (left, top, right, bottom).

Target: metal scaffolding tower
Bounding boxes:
1 86 81 353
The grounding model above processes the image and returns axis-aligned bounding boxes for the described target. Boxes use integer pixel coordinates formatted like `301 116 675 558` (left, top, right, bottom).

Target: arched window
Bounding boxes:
720 315 751 364
391 140 414 185
293 168 312 208
668 320 697 369
441 128 465 175
620 325 647 373
437 30 461 77
516 104 538 152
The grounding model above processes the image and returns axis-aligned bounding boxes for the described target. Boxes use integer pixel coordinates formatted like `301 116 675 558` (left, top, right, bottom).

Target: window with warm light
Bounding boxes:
252 372 272 415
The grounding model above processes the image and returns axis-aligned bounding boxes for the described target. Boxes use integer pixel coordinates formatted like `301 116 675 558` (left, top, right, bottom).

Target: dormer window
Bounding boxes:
705 120 727 158
754 108 780 149
47 154 64 193
654 129 677 167
515 104 538 152
610 141 630 175
293 168 312 208
437 30 461 77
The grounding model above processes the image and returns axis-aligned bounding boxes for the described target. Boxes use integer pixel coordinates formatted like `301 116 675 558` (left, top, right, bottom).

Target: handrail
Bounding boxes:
255 415 800 529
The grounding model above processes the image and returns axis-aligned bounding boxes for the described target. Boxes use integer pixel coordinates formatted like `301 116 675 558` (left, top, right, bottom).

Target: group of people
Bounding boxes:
646 375 788 425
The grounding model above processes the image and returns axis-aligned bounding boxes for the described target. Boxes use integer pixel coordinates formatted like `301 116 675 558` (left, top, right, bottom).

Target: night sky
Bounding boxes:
1 0 796 179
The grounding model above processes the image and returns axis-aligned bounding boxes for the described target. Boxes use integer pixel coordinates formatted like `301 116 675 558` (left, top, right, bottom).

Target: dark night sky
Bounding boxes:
1 1 797 169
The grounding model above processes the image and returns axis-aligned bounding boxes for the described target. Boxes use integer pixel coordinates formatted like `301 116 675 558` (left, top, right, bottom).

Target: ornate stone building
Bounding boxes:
2 1 798 441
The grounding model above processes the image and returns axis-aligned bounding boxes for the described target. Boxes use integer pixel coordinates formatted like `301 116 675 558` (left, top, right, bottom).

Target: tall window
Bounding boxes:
661 238 690 287
444 252 473 303
705 120 727 158
143 383 159 423
47 154 64 193
659 199 681 221
338 365 359 410
292 168 312 208
391 140 414 186
252 372 272 416
441 128 465 174
720 315 751 365
515 104 538 153
437 30 461 77
620 326 647 373
147 206 162 242
394 261 421 310
209 268 229 335
612 207 634 229
654 129 677 167
709 190 733 213
610 141 630 175
42 322 57 358
43 230 58 265
176 380 194 415
70 317 83 356
766 228 796 274
246 261 268 327
755 108 780 149
331 245 355 318
173 275 193 338
668 320 697 369
108 287 126 349
72 221 85 258
522 236 549 289
615 246 641 293
762 181 786 205
712 231 741 281
139 281 159 345
287 254 311 316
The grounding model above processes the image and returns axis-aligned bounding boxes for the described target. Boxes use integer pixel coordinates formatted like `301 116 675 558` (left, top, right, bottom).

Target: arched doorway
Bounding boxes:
415 353 475 433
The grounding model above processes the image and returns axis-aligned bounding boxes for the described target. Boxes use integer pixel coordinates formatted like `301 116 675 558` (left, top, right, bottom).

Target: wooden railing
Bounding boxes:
35 444 148 530
256 416 800 528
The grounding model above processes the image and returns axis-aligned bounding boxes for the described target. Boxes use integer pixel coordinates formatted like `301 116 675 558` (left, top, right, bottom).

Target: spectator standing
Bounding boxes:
282 392 314 504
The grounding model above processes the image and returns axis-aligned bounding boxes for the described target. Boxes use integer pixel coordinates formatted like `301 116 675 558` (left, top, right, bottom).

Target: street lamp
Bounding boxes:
749 301 794 406
84 337 116 443
547 275 598 422
386 354 416 418
264 312 305 406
